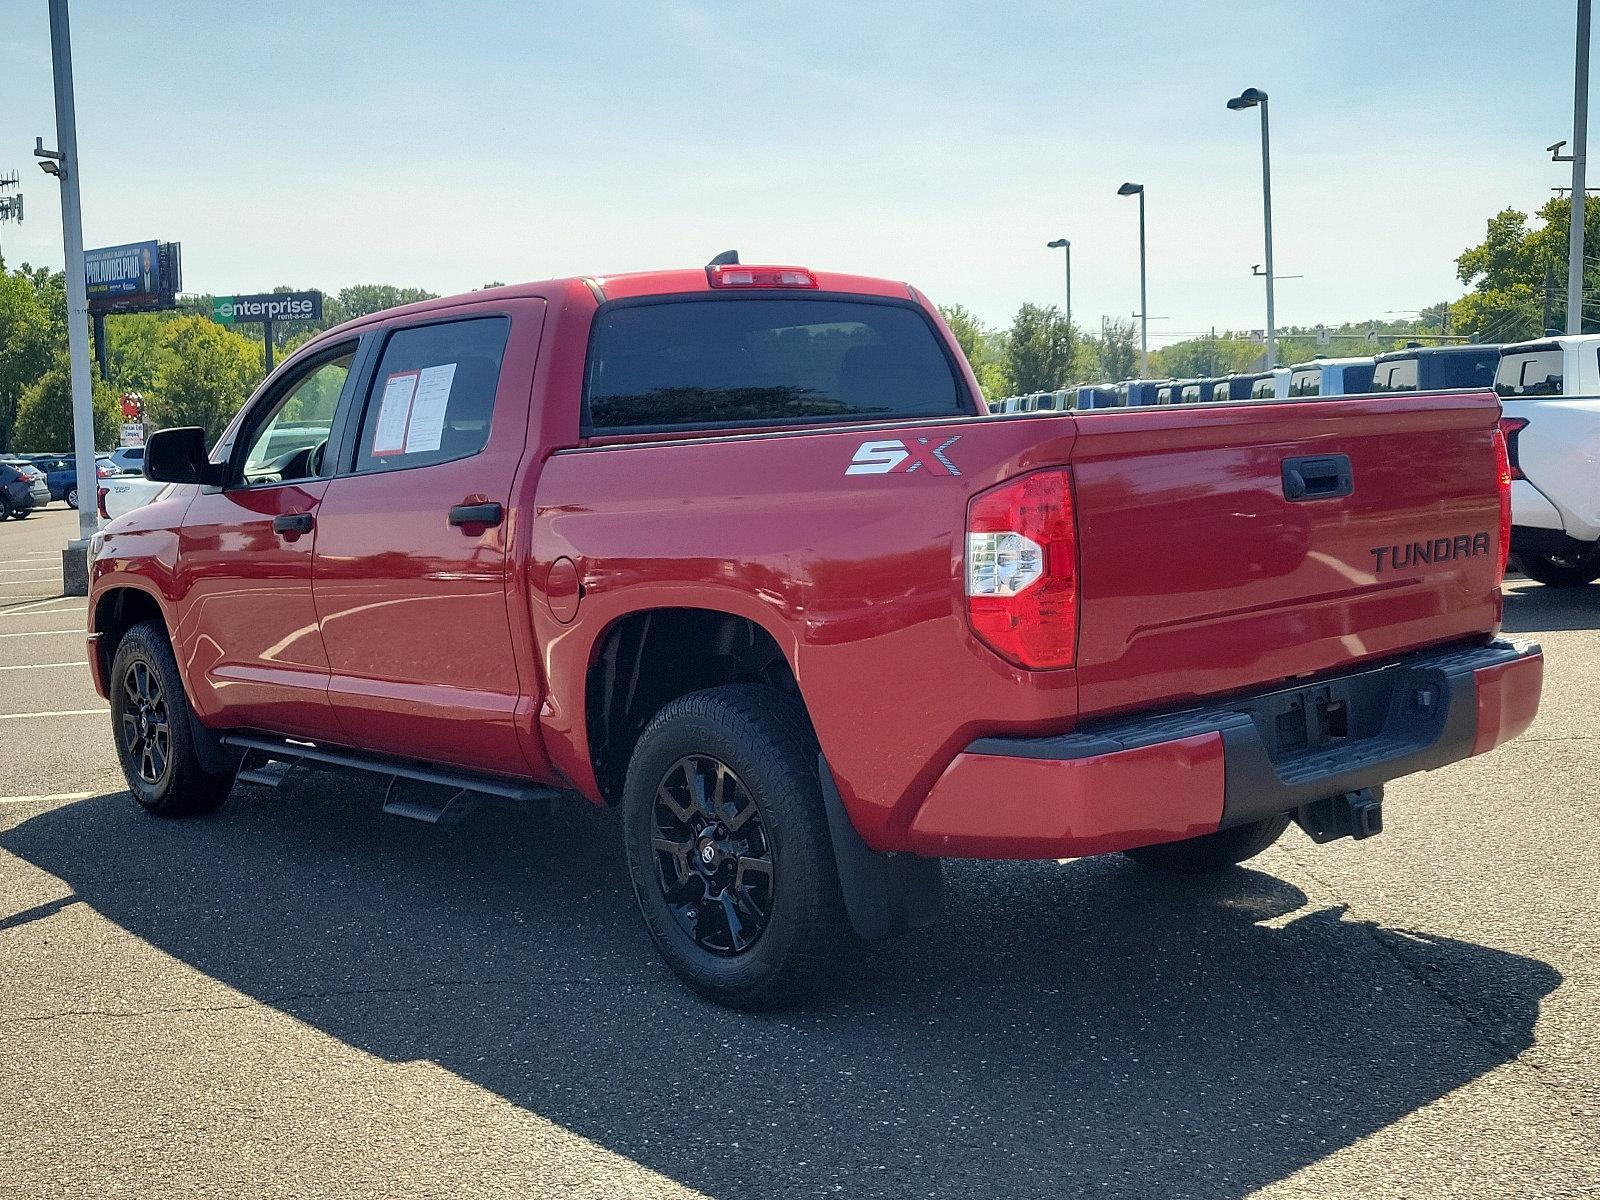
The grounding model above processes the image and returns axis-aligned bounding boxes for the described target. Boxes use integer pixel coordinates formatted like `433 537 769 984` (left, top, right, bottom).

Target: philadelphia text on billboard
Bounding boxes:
213 292 324 325
85 240 162 304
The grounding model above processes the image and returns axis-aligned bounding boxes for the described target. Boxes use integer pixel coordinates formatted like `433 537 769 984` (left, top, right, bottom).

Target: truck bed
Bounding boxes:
536 389 1506 847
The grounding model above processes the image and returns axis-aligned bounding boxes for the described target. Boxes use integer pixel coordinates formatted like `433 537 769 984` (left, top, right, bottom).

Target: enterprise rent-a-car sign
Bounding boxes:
213 291 323 325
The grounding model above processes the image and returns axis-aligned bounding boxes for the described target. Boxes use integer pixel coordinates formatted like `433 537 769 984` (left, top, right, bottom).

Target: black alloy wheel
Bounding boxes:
651 753 774 955
119 658 172 786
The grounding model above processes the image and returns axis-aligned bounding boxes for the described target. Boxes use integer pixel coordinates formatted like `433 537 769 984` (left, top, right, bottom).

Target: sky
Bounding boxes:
0 0 1589 345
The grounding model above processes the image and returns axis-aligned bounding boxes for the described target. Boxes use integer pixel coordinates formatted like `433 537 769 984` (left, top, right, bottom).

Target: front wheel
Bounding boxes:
110 620 235 816
1122 813 1291 874
622 684 847 1010
1512 547 1600 587
66 485 79 509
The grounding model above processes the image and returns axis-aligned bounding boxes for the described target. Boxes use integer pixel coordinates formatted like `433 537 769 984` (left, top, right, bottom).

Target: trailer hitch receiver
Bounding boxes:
1294 787 1384 844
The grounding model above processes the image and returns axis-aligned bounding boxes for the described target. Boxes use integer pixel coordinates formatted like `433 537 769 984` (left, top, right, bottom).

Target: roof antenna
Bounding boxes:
707 250 739 267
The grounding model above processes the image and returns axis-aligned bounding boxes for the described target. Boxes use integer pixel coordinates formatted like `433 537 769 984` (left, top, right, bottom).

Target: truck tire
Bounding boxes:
1511 548 1600 587
109 620 235 817
1122 813 1290 874
622 684 847 1010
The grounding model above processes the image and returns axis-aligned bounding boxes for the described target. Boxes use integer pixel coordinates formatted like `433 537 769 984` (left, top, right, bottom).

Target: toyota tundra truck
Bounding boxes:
87 261 1544 1009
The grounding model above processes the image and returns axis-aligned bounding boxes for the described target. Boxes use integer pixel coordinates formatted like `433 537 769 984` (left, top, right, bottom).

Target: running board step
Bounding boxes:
220 733 561 826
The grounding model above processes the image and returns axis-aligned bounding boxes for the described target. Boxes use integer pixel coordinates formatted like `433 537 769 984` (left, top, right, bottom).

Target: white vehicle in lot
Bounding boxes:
98 473 167 521
1495 335 1600 586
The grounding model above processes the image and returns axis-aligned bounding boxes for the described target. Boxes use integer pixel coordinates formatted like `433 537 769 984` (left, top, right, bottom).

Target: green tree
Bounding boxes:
1093 319 1140 383
12 351 122 451
0 264 67 452
326 284 439 324
1452 198 1600 341
938 303 1013 400
149 315 265 442
1005 303 1075 393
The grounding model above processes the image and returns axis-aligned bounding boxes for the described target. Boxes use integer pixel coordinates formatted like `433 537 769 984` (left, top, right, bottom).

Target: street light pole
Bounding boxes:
1229 87 1277 367
39 0 99 583
1570 0 1592 335
1118 183 1148 377
1046 238 1071 329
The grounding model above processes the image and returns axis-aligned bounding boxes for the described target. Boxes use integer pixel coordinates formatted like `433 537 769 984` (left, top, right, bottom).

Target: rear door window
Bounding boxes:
1290 369 1320 396
354 317 510 472
1495 348 1564 398
584 298 967 431
1371 359 1419 391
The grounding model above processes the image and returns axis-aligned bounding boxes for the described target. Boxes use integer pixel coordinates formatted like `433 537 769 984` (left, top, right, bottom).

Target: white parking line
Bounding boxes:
0 791 95 805
0 567 59 574
0 600 83 618
0 661 88 671
0 628 83 639
0 596 77 615
0 708 106 720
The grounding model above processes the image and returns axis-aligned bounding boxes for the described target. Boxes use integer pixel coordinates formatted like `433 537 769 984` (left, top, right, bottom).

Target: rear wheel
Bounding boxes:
110 621 235 816
66 485 79 509
1512 547 1600 587
622 684 847 1010
0 495 9 520
1122 813 1291 874
11 506 30 520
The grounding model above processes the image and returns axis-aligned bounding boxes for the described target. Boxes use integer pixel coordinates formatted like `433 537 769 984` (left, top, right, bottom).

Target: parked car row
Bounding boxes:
991 343 1503 414
0 449 141 516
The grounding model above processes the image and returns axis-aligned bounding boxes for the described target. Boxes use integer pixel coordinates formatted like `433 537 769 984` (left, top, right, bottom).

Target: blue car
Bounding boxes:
26 453 83 508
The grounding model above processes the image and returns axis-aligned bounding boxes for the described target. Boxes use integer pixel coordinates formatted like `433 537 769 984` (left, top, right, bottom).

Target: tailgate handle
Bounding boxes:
1282 455 1353 501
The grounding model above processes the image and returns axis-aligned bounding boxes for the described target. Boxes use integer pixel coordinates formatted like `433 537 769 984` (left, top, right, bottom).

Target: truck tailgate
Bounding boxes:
1069 391 1505 719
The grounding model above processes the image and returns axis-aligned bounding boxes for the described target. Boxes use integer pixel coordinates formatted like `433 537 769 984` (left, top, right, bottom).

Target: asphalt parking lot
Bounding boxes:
1 504 1596 1199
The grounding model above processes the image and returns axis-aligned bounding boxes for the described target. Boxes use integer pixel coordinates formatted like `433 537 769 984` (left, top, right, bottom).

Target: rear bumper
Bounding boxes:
908 639 1543 859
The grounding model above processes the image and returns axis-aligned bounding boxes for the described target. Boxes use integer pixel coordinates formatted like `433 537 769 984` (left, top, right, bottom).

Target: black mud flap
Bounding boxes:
818 755 943 941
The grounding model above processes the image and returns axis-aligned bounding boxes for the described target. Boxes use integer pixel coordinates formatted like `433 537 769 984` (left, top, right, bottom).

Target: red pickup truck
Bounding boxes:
88 261 1543 1008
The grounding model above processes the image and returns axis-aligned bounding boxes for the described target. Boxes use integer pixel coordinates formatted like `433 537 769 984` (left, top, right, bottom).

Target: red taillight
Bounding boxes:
1497 415 1528 481
965 469 1077 669
707 265 818 289
1492 427 1512 581
97 485 110 520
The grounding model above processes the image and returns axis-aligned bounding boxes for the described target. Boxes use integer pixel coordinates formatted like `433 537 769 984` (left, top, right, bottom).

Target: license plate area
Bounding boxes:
1270 685 1351 759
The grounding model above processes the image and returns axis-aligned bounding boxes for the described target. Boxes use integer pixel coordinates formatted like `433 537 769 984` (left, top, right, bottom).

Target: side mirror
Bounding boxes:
143 427 225 486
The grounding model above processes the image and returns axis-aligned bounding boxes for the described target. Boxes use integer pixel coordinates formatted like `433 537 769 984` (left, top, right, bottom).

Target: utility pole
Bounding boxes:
1228 88 1277 367
1118 183 1149 377
1571 0 1592 334
1544 256 1557 333
39 0 99 591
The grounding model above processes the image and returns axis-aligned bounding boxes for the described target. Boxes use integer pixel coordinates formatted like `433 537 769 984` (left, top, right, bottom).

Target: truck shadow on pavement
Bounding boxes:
3 782 1560 1200
1501 580 1600 633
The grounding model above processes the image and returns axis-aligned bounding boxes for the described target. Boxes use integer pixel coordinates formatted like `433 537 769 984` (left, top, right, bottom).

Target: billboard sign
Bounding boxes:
213 291 323 326
85 240 181 313
86 240 162 306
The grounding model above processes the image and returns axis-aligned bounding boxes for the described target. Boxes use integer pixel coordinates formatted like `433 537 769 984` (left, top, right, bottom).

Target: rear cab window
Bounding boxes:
1289 369 1320 397
583 297 970 433
1371 358 1419 392
1495 346 1564 398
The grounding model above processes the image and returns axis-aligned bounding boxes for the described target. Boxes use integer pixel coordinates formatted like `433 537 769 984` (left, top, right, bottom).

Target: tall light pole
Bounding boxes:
38 0 99 588
1228 87 1277 368
1046 237 1071 329
1117 183 1148 377
1570 0 1591 334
